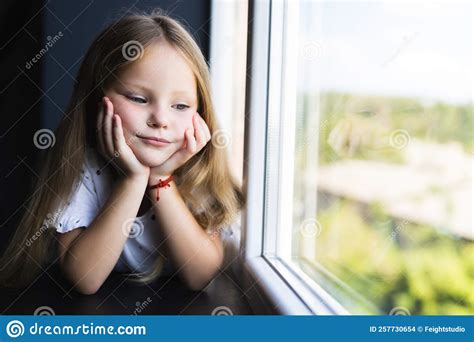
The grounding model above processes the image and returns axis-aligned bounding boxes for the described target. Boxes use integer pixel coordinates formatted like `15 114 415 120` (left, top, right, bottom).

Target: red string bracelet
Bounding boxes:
147 175 173 201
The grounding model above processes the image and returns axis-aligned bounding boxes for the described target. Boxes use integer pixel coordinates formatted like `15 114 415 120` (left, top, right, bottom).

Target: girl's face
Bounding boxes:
104 40 198 167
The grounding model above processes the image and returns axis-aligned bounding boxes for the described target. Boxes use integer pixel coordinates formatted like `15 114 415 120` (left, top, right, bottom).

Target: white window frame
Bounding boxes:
209 0 248 182
209 0 249 278
240 0 350 315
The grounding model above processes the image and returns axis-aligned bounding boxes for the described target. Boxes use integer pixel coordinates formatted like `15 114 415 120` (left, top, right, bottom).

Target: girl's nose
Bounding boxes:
147 109 168 128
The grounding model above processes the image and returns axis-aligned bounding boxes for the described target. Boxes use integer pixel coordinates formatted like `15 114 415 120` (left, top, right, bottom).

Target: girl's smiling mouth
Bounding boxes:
137 135 171 147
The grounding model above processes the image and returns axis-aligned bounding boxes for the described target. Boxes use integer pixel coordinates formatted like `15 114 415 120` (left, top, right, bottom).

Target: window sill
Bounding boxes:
242 256 350 315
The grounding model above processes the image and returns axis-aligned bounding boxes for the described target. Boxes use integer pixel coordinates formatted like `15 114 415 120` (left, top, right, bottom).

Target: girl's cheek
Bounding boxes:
120 117 138 142
184 112 196 133
111 102 134 130
104 95 138 138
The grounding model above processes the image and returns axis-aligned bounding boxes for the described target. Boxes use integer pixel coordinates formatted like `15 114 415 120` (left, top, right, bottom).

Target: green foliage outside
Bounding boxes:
310 199 474 315
294 92 473 314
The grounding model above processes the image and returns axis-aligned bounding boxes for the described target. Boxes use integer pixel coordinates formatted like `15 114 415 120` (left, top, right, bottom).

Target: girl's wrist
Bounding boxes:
148 174 173 187
147 175 174 202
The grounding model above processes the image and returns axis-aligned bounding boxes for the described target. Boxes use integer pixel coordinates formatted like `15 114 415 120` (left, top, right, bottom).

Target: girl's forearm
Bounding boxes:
148 181 224 291
62 175 148 294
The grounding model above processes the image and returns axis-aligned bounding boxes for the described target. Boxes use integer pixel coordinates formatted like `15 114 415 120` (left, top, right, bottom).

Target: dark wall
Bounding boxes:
0 0 44 252
42 0 211 129
0 0 211 253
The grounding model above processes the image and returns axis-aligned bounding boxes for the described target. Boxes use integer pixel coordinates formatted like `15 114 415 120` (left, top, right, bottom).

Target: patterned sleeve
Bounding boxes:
52 166 101 234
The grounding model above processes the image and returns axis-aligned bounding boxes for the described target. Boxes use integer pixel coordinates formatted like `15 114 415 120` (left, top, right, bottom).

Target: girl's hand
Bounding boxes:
148 112 211 185
96 96 150 180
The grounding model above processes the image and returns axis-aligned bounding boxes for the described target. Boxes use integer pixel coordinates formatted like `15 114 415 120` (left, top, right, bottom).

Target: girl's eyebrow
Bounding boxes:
123 82 195 97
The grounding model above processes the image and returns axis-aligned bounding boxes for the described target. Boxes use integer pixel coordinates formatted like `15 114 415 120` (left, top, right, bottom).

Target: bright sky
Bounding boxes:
299 1 473 105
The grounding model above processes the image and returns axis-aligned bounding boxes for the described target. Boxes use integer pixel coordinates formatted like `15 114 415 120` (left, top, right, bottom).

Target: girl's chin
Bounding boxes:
134 150 170 168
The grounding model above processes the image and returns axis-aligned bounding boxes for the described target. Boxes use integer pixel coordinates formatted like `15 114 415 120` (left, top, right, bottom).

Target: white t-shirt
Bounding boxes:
52 146 240 277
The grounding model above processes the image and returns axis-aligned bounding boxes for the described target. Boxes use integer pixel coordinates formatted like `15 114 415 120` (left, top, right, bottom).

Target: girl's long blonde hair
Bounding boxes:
0 9 244 288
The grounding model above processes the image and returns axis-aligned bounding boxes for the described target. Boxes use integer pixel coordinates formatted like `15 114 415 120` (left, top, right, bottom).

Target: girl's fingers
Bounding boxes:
154 115 207 174
112 114 127 154
195 114 211 144
96 100 106 156
196 113 211 145
103 97 115 156
186 128 197 153
193 114 203 146
96 100 103 132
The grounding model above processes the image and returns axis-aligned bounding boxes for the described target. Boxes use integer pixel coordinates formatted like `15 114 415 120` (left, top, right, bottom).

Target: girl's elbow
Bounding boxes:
61 264 103 295
185 264 222 291
74 281 101 295
186 278 210 292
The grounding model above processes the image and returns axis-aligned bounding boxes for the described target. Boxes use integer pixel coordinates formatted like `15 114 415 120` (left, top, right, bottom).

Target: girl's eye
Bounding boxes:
127 95 147 104
173 104 190 111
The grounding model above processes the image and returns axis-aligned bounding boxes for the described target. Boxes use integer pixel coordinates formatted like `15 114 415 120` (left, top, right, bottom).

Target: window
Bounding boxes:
243 0 473 315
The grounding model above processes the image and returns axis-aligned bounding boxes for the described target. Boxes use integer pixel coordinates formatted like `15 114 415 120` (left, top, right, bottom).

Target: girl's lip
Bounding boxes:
138 136 170 147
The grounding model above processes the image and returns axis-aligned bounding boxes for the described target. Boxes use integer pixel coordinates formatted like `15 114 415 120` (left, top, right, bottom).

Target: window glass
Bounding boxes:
291 1 473 315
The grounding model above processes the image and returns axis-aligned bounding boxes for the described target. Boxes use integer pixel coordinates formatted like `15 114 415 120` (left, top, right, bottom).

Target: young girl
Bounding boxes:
0 10 244 295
